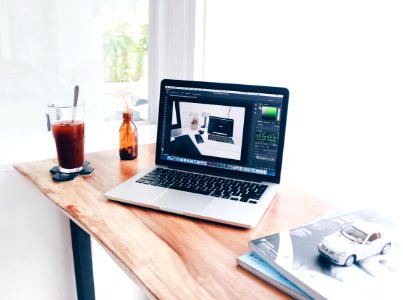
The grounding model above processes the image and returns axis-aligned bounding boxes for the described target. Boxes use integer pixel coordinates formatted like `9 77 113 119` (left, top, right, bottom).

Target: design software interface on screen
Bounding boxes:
159 85 284 177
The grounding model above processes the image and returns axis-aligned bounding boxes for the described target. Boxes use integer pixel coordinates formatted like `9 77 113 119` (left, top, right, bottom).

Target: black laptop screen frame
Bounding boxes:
155 79 289 184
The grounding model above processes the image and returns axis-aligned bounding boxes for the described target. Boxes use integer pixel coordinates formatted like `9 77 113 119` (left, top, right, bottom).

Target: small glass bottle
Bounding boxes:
119 112 138 160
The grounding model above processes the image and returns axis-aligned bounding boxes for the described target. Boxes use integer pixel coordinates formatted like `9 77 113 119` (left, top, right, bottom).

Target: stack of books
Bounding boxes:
237 209 403 300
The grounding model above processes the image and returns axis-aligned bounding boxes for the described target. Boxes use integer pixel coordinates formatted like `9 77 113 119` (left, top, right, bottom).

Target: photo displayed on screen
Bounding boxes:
158 83 287 178
169 101 245 161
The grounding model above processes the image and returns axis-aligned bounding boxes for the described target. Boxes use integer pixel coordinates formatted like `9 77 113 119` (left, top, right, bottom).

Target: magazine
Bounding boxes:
237 251 311 300
249 209 403 300
237 210 341 299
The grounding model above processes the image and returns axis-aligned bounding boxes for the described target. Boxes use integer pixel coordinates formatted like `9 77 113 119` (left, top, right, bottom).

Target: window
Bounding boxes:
102 0 149 122
0 0 199 164
0 0 149 138
0 0 152 164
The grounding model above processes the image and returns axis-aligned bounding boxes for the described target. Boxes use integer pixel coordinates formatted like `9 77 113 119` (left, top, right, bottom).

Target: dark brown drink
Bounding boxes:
52 121 85 172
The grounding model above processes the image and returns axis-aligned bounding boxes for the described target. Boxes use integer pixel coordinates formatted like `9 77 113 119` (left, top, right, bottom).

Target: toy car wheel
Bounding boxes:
381 243 391 255
344 255 355 267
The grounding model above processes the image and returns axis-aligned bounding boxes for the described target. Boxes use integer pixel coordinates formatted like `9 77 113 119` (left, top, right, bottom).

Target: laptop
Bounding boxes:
105 79 289 228
207 116 235 144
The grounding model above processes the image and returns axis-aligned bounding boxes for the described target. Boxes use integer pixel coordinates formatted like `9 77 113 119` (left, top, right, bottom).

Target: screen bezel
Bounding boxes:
155 79 289 184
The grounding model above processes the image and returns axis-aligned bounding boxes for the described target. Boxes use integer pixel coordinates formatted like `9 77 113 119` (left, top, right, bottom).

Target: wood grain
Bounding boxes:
15 144 334 299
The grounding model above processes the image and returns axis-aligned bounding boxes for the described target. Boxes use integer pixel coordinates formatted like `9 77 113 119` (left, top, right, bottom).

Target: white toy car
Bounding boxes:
318 222 391 266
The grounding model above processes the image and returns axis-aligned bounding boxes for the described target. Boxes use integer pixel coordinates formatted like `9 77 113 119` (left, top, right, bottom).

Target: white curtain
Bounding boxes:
0 0 103 137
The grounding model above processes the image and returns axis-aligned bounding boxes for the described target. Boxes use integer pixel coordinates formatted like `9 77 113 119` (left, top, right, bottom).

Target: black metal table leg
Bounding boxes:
70 220 96 300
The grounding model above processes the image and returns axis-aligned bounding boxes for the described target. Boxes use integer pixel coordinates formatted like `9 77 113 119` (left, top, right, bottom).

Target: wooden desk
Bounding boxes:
15 144 333 300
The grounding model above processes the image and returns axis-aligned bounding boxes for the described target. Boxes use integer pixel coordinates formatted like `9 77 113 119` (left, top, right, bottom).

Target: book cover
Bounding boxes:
237 251 312 300
238 210 341 299
249 209 403 300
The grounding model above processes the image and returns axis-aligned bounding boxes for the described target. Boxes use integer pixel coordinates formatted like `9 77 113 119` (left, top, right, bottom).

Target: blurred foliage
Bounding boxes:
103 0 148 82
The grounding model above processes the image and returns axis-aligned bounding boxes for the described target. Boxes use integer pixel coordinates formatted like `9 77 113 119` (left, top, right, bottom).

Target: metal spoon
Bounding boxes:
72 85 79 123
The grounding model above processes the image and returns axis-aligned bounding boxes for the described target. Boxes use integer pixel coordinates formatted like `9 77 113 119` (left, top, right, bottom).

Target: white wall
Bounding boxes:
0 165 77 300
201 1 403 211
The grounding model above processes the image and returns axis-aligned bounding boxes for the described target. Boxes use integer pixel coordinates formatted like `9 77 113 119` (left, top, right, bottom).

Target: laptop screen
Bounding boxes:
156 80 289 183
207 116 234 137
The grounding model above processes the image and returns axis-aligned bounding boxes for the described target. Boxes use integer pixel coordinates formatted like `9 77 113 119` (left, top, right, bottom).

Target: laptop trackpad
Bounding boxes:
153 190 212 214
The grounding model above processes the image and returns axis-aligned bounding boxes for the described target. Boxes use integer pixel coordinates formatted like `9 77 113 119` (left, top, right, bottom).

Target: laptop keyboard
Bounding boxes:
136 168 268 204
208 134 235 144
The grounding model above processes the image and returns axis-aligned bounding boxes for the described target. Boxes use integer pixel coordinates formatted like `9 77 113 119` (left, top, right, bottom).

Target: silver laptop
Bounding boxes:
105 79 289 228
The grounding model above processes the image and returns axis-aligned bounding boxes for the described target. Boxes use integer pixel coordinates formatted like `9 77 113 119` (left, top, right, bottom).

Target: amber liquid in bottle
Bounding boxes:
119 112 138 160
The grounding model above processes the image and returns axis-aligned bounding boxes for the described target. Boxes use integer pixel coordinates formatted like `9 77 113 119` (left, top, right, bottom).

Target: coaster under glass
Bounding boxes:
50 161 94 182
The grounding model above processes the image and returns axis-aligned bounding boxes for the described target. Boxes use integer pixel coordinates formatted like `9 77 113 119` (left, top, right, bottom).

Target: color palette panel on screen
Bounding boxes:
261 106 281 122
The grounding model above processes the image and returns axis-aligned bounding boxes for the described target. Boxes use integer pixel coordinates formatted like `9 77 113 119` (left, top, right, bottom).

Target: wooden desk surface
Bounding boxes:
15 144 333 300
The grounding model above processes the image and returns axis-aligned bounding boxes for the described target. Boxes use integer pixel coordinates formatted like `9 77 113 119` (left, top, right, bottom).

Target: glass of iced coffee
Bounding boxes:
48 102 85 173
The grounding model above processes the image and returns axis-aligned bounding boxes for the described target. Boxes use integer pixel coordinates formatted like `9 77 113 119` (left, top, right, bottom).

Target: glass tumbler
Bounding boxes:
48 102 85 173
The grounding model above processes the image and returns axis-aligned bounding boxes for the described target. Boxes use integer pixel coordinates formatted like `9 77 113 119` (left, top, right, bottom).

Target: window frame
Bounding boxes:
148 0 197 123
